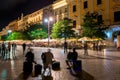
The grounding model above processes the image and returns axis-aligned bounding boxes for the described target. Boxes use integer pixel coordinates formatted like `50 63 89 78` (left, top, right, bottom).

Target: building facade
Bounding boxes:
18 9 43 31
1 0 120 39
1 9 43 34
43 5 54 31
52 0 69 22
68 0 120 38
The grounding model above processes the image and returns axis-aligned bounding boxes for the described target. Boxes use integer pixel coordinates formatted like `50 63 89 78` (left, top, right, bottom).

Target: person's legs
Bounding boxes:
64 47 66 53
23 48 25 55
48 65 52 76
42 63 48 76
66 60 72 69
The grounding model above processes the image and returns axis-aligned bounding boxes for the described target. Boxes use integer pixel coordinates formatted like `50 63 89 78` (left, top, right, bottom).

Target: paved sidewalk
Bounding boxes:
0 46 120 80
77 49 120 80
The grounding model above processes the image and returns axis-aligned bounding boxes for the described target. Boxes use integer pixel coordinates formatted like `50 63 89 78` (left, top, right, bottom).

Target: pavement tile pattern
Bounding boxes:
0 46 120 80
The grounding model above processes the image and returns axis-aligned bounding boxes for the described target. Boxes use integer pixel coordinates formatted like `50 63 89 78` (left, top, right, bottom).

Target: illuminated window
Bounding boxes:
55 11 57 15
65 8 67 12
59 10 62 14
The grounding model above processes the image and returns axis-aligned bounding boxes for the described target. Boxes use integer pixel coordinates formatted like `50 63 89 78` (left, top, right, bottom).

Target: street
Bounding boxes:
0 45 120 80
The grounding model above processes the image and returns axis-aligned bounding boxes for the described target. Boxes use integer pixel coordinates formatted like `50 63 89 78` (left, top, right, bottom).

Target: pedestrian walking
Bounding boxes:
7 42 11 59
63 41 68 53
84 42 88 56
22 43 26 55
1 42 5 59
12 43 17 58
0 43 2 58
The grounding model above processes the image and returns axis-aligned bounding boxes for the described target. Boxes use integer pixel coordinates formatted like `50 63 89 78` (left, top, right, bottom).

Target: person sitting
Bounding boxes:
66 48 78 69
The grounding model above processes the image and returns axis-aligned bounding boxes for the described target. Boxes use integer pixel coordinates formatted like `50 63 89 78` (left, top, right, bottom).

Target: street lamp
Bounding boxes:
8 30 12 36
44 17 53 47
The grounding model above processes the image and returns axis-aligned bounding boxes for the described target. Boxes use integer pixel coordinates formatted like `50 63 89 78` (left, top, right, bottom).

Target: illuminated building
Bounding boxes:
67 0 81 34
68 0 120 38
43 5 54 32
0 20 18 35
52 0 69 22
1 0 120 40
18 9 43 31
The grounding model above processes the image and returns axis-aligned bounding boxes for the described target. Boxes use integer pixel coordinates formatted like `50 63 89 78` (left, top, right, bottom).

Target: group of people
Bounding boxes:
24 41 80 76
64 41 88 56
25 47 54 76
0 42 17 59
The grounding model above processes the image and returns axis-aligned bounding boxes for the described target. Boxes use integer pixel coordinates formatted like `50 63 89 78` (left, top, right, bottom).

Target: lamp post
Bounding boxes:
8 30 12 36
44 17 53 47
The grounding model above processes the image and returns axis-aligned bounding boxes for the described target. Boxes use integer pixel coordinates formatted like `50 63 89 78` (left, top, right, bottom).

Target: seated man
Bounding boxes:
66 48 78 69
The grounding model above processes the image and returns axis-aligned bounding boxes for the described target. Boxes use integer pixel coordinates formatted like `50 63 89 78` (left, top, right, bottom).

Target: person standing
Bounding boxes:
12 43 17 58
25 48 36 63
7 42 11 59
22 43 26 55
41 49 54 76
64 41 68 53
2 42 5 59
0 43 2 58
84 42 88 56
24 48 36 74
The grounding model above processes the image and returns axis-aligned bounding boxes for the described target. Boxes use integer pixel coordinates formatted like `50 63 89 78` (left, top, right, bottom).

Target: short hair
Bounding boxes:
73 48 76 51
48 49 51 52
30 48 33 52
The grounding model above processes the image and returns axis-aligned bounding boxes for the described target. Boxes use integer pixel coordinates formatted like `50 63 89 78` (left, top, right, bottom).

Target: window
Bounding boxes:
97 0 102 5
73 20 76 28
114 11 120 22
97 15 103 23
65 8 67 12
59 10 62 14
55 11 57 15
73 5 76 12
84 1 88 9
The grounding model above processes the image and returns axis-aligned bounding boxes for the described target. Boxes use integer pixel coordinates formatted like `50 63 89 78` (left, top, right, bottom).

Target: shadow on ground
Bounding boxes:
14 72 30 80
42 75 53 80
70 69 96 80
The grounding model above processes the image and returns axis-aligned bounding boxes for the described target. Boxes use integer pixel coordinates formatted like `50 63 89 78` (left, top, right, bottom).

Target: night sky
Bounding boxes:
0 0 54 31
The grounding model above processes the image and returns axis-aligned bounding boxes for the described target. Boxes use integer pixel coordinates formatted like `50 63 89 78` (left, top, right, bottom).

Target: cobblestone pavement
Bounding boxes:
0 45 120 80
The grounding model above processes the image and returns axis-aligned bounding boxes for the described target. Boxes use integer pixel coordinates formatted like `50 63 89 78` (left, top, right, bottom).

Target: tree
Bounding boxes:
25 24 48 39
7 31 28 40
81 12 107 39
51 18 75 39
1 35 8 41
